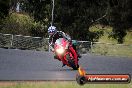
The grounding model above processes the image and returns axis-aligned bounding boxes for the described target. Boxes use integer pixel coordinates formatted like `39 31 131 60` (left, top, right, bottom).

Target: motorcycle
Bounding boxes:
54 38 79 70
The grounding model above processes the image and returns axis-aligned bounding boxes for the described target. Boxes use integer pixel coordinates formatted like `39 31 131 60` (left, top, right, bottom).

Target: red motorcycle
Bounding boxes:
54 38 79 70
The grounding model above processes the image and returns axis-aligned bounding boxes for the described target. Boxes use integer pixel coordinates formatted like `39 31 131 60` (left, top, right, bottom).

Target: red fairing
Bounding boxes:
69 46 78 66
54 38 79 69
61 38 68 47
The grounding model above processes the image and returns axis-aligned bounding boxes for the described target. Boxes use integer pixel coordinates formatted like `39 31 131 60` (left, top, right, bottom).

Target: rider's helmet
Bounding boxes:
48 25 57 36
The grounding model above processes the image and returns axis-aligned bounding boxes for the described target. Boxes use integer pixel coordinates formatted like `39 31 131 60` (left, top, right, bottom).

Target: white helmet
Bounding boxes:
48 26 57 34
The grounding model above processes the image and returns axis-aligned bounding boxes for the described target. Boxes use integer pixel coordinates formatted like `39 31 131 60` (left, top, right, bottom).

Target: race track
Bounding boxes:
0 48 132 81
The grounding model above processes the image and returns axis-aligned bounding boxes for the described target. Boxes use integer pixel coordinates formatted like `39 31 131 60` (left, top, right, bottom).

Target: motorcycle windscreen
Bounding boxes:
55 38 69 47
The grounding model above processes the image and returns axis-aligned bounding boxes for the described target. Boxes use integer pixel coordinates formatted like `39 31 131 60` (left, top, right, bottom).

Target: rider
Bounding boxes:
48 25 81 60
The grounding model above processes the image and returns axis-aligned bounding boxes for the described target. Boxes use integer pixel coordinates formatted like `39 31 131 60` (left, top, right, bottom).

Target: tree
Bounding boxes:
0 0 10 19
18 0 110 40
108 0 132 43
56 0 109 41
1 0 132 43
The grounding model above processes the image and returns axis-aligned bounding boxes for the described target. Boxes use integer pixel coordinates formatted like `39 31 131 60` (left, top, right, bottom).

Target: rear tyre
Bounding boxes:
66 54 79 70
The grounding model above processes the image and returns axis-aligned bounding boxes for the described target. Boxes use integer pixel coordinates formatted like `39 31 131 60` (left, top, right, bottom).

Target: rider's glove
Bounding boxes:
49 42 55 52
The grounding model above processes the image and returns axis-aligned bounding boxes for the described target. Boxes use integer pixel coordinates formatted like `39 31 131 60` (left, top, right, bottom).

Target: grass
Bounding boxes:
89 24 132 44
91 44 132 57
0 81 131 88
124 31 132 45
89 25 132 57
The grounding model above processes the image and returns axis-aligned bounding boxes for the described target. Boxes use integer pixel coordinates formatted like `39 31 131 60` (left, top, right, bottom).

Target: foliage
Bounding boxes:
21 0 51 26
0 0 132 43
20 0 109 40
89 25 104 42
0 0 10 19
108 0 132 43
56 0 109 41
0 13 47 37
0 0 10 27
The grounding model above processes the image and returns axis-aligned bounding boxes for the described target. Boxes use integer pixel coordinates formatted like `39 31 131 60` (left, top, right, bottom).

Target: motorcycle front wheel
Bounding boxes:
66 54 79 70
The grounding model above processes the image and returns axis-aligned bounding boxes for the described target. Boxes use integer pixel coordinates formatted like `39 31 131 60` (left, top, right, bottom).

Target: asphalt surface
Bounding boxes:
0 48 132 81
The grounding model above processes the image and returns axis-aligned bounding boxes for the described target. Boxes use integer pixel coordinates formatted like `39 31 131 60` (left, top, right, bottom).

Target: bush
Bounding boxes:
89 24 104 42
0 13 47 37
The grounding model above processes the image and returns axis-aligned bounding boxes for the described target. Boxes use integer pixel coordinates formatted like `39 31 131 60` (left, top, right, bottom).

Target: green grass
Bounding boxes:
0 81 131 88
89 25 132 57
124 31 132 44
89 24 132 44
91 44 132 57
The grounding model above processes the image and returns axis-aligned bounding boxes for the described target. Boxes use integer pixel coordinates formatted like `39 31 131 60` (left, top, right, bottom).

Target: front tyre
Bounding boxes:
66 54 79 70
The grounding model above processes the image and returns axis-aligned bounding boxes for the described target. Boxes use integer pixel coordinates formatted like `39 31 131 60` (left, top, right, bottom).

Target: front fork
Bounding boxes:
67 46 78 66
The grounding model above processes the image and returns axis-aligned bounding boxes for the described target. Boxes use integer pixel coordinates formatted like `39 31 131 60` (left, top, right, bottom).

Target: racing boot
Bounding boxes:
54 55 61 61
54 55 58 59
62 63 66 67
